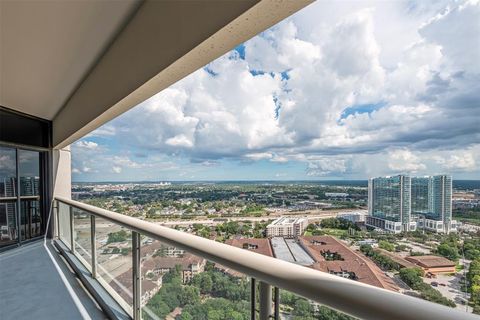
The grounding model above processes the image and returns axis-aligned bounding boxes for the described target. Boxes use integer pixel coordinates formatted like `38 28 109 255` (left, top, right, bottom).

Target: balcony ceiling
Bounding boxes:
0 0 313 148
0 0 140 120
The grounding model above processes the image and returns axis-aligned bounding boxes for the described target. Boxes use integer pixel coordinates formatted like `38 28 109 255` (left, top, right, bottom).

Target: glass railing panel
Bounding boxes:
140 237 252 320
279 290 356 320
95 217 133 314
58 201 71 247
73 207 92 270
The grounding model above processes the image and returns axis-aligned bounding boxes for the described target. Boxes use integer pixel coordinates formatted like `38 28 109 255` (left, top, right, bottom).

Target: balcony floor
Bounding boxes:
0 240 106 320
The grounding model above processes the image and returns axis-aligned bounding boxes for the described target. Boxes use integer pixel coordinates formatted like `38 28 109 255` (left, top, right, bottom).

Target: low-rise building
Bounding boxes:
266 217 308 237
142 254 206 283
338 211 367 223
405 255 456 274
374 248 417 269
299 236 399 291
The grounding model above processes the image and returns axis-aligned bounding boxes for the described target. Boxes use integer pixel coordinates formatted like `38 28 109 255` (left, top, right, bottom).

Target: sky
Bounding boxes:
72 0 480 182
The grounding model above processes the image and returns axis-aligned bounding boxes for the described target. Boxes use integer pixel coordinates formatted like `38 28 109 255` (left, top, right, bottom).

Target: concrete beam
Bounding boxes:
52 0 313 148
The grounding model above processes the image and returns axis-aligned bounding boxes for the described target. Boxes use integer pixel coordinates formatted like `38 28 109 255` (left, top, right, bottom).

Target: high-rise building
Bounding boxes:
411 177 430 216
366 175 414 233
368 175 456 234
412 175 457 233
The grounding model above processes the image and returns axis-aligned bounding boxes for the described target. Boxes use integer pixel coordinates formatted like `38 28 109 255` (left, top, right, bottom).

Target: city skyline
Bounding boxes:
71 0 480 182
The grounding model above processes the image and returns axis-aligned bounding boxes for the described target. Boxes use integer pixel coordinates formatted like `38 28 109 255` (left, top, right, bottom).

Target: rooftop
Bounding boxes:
269 217 308 226
375 248 418 269
299 236 399 292
225 238 273 257
405 255 456 268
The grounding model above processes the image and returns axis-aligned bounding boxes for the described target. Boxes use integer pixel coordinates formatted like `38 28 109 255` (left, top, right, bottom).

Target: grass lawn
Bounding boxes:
321 228 348 237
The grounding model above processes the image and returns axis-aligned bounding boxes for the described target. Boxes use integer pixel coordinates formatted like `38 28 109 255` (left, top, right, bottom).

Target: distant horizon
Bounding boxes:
73 178 480 183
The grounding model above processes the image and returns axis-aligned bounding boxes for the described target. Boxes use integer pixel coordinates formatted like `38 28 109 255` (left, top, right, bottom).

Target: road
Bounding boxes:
153 212 338 227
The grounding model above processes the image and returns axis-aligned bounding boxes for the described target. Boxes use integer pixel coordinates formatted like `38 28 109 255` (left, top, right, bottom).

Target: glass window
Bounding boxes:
0 146 18 246
0 146 45 247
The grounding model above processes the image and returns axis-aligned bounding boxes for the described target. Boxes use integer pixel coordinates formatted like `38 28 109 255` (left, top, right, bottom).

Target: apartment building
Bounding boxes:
266 217 308 237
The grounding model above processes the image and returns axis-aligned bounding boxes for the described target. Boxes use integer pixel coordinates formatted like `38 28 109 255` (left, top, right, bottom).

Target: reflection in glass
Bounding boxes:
20 200 41 240
0 146 17 247
18 149 42 241
0 202 17 246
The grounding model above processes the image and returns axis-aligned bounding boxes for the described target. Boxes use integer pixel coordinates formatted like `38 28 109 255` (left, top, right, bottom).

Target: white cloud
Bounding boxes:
388 149 426 172
306 158 348 176
76 0 479 180
75 141 99 150
436 153 476 171
112 166 122 174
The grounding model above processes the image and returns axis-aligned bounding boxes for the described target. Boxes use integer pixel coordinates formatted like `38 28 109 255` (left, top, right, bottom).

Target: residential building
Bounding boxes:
227 235 399 292
337 210 367 223
299 236 399 291
142 254 206 284
412 175 456 233
368 175 456 233
266 217 308 237
367 175 413 233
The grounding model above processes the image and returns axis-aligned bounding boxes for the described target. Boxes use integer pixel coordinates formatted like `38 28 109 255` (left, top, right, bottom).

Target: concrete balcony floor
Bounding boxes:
0 240 106 320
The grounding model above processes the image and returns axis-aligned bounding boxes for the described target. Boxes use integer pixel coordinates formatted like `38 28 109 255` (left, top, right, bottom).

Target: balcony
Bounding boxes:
1 1 478 319
1 196 468 320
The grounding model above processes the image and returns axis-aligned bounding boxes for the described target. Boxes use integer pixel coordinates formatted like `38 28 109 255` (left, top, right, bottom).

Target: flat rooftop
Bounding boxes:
270 237 295 263
284 238 315 265
270 217 307 226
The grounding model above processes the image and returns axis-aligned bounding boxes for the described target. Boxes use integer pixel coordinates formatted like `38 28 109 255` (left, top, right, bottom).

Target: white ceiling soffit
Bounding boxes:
0 0 141 120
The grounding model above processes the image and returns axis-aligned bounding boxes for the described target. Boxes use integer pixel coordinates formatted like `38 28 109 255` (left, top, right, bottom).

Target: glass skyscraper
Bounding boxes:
367 175 411 233
368 175 455 233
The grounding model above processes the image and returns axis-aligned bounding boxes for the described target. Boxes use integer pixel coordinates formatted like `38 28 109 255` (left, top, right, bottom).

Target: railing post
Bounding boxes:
251 278 256 320
259 281 272 320
274 287 279 320
69 205 75 253
55 200 60 239
90 215 97 278
132 231 141 320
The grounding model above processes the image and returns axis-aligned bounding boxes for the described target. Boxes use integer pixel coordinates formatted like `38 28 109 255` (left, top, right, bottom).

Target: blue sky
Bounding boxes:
72 0 480 182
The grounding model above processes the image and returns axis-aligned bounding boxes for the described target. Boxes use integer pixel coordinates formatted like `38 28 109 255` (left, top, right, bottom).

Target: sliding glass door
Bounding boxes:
0 146 45 248
0 146 18 247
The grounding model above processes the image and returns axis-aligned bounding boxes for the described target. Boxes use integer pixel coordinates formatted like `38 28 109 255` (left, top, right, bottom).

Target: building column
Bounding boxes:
52 146 71 199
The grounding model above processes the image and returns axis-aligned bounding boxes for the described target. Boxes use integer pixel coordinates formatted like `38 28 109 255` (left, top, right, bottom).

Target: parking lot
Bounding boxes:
423 273 471 311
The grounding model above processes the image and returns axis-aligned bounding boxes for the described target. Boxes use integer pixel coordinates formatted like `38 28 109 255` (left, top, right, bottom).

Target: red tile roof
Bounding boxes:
299 236 399 292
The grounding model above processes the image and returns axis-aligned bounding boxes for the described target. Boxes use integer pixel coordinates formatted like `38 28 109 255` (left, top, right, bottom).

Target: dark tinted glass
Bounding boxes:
0 146 18 246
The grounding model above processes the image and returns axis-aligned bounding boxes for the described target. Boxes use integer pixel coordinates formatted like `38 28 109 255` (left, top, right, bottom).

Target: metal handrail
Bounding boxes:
55 196 476 320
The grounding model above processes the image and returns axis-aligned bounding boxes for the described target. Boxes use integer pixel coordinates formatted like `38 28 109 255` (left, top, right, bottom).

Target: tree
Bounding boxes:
399 268 424 288
379 240 395 252
436 243 459 261
293 299 313 317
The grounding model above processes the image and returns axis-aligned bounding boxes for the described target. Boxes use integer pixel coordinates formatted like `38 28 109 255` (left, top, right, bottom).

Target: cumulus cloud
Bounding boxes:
306 158 349 176
388 149 426 172
74 0 480 180
74 141 99 150
436 153 476 171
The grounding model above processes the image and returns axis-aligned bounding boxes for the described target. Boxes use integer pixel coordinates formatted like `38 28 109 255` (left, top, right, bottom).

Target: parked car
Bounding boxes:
431 282 438 287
